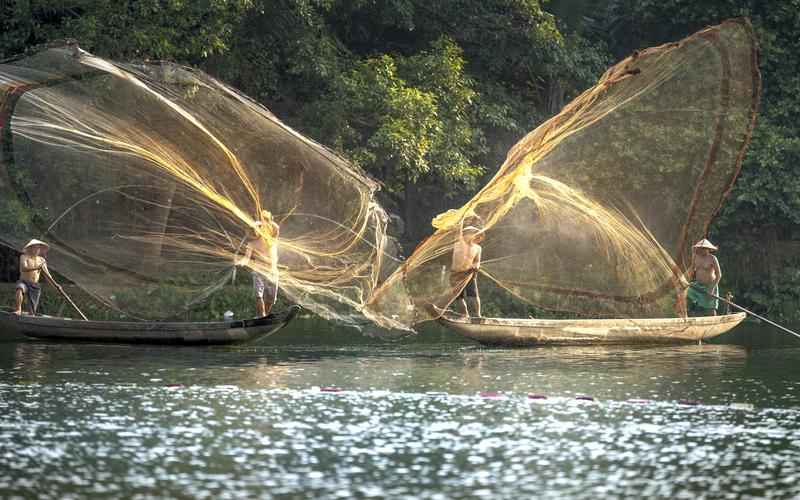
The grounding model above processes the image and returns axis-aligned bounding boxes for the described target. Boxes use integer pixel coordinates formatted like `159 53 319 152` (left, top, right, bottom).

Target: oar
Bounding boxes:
691 284 800 340
44 273 88 321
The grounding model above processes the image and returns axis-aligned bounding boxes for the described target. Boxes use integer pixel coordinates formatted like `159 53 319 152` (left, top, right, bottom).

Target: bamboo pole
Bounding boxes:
692 284 800 340
44 273 88 321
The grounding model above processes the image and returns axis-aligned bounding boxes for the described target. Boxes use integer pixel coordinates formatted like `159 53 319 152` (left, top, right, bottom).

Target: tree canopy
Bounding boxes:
2 0 799 317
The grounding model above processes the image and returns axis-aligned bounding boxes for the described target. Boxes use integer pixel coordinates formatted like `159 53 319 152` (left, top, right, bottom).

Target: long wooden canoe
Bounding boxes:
0 305 301 345
439 312 747 347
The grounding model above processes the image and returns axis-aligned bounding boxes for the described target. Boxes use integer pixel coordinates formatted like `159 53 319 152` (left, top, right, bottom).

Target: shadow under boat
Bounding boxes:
0 305 301 345
438 312 747 347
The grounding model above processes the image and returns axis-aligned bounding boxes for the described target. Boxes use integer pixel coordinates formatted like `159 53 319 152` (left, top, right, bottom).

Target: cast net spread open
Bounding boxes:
366 19 760 329
0 44 391 323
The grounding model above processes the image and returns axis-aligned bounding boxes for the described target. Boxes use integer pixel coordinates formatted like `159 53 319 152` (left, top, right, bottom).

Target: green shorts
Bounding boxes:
687 282 718 311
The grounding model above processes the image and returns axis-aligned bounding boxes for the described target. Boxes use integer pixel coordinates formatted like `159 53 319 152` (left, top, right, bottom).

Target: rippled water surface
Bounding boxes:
1 320 799 499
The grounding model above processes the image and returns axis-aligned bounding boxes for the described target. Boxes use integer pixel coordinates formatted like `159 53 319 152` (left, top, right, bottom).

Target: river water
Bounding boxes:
1 318 799 499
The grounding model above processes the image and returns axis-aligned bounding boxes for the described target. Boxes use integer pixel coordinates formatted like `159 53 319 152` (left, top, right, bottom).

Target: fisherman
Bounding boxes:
13 239 54 315
237 211 280 318
450 218 485 318
686 238 721 316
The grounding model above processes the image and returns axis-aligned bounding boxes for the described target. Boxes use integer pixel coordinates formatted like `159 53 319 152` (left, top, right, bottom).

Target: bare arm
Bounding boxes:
712 255 722 287
472 246 482 272
40 260 58 286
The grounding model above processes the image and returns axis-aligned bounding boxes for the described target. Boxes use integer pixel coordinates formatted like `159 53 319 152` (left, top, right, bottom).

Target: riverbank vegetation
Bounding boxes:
2 0 799 319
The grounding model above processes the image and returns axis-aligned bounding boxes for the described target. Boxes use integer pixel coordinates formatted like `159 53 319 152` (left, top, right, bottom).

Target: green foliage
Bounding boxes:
0 0 32 58
0 0 255 62
717 123 800 226
0 197 33 236
731 268 800 322
580 0 800 233
4 0 800 319
581 0 800 320
308 38 484 197
0 160 46 237
2 0 604 241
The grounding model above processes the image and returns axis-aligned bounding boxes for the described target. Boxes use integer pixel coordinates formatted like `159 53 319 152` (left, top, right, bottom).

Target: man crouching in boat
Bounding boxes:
450 219 485 318
686 238 721 316
237 211 280 318
13 239 54 315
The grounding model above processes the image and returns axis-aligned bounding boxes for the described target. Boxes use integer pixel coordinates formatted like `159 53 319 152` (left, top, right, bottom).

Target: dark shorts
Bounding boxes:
454 274 478 299
16 280 41 314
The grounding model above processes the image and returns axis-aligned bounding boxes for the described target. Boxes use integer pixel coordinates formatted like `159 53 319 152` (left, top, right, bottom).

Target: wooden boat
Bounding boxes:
438 312 747 347
0 305 301 345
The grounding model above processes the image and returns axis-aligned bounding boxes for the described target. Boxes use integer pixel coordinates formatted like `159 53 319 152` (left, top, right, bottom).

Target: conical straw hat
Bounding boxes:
22 239 49 252
692 238 718 251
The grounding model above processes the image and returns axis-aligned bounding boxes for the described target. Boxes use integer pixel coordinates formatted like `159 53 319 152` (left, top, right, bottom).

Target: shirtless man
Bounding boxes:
14 239 54 315
450 219 485 318
237 211 280 318
686 238 721 316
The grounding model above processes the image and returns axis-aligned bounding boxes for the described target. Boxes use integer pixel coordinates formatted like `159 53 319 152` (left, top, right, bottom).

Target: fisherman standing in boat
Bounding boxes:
451 218 485 318
686 238 721 316
238 211 280 318
13 239 54 315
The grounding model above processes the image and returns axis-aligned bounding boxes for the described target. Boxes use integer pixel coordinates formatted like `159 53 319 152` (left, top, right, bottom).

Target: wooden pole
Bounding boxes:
692 285 800 340
44 273 88 321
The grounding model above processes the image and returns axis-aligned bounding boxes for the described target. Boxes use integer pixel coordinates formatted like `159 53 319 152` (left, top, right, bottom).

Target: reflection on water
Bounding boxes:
1 320 799 498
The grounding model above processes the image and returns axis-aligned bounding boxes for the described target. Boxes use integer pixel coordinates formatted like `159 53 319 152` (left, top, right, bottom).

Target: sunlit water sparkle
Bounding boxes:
1 323 799 499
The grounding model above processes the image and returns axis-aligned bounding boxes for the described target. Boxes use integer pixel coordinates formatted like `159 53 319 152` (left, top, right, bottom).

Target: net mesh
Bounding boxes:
0 44 392 323
366 19 760 329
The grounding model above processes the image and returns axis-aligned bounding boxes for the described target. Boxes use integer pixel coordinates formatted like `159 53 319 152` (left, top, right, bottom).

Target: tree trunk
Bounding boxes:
546 78 565 116
403 176 418 241
140 182 177 276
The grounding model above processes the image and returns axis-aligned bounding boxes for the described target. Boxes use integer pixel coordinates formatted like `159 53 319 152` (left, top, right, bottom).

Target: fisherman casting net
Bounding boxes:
0 44 392 323
366 19 760 329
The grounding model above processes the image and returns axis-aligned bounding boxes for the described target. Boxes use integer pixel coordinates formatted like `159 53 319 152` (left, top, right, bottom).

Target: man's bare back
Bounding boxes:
450 222 484 318
245 231 279 279
451 237 481 273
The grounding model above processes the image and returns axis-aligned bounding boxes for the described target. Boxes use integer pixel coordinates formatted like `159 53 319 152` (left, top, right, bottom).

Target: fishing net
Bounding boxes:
366 19 760 329
0 43 392 323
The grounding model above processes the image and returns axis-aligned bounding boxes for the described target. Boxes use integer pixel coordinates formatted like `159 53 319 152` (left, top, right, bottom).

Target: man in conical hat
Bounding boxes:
13 239 54 315
686 238 722 316
450 216 486 318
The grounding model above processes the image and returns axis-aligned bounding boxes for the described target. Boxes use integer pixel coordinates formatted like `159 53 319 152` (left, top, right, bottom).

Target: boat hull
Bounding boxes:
0 306 301 345
438 312 747 347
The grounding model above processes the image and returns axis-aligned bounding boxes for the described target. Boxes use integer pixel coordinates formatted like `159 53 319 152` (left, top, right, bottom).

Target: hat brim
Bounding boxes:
23 240 50 252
